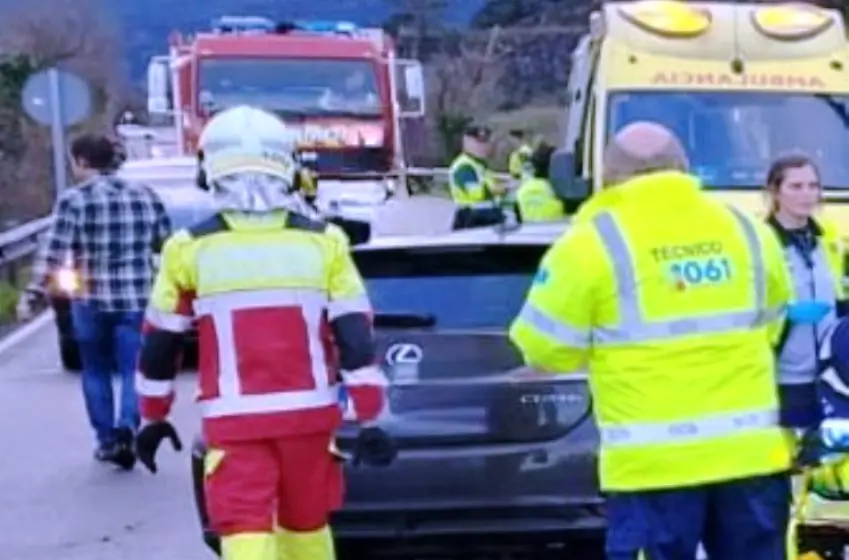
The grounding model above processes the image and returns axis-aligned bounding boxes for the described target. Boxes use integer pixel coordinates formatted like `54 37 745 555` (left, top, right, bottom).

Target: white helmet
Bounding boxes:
198 105 309 214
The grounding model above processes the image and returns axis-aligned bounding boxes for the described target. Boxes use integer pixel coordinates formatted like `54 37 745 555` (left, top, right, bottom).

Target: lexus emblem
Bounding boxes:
385 343 423 365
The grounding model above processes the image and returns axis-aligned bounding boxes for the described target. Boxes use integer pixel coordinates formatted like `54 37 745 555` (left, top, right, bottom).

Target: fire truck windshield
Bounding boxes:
607 91 849 189
198 58 383 118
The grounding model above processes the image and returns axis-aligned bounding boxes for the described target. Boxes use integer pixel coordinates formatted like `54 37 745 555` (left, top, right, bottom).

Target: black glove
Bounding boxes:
352 426 397 467
136 421 183 474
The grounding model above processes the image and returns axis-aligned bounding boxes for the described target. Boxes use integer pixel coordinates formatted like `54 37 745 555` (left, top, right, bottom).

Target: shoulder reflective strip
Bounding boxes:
590 207 769 344
200 386 339 418
600 408 779 447
515 302 591 348
341 364 389 387
135 373 175 397
194 287 331 401
144 307 193 333
327 294 372 321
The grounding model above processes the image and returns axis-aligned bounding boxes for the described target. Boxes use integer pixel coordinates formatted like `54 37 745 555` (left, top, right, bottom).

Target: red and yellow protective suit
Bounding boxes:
136 210 387 560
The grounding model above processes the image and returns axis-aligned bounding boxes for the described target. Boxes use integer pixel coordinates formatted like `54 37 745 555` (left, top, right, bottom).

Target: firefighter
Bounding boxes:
509 122 795 559
515 142 566 222
507 129 533 181
133 105 394 560
448 123 507 229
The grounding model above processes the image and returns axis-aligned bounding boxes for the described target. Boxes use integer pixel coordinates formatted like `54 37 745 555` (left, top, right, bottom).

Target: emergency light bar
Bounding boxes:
618 0 712 38
293 20 359 34
212 16 276 34
751 4 833 40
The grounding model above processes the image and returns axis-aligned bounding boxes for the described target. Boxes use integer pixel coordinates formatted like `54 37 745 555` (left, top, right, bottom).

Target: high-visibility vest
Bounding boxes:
448 152 496 208
516 177 566 222
509 171 794 491
508 144 533 180
771 217 843 385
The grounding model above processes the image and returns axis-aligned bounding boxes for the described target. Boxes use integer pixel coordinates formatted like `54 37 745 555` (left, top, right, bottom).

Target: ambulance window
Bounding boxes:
606 91 849 189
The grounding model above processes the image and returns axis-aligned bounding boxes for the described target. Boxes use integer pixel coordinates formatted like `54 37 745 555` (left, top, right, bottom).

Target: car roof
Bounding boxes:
355 221 571 251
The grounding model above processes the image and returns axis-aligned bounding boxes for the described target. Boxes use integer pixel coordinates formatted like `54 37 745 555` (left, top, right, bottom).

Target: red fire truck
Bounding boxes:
144 16 427 218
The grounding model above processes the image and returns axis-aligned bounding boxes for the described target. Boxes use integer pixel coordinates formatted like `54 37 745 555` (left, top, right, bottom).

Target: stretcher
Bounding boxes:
793 465 849 559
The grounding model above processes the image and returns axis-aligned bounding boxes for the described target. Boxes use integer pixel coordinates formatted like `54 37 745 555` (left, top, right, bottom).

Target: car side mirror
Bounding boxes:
549 150 590 212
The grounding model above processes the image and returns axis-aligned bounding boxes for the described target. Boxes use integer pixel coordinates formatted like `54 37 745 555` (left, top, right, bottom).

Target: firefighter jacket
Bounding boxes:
509 171 795 491
136 210 387 444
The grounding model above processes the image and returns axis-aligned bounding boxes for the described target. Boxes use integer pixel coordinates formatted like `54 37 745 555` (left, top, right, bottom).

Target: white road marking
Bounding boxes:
0 311 54 358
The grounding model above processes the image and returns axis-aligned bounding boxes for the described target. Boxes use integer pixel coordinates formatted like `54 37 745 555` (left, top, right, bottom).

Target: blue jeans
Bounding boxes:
606 472 790 560
71 301 143 447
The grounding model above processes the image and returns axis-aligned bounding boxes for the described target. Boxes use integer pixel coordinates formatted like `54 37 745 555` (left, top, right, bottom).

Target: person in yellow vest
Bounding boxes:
507 129 533 181
515 142 566 222
509 121 795 560
448 123 506 229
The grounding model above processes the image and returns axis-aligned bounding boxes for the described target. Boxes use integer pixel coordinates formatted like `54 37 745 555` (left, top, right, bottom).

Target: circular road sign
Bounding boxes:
21 68 92 127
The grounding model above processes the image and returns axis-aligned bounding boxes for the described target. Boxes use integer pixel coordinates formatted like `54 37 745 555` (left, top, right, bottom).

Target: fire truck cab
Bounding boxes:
553 0 849 248
145 16 427 222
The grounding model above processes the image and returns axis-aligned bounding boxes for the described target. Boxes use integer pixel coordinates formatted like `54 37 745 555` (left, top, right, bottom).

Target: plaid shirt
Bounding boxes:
30 172 173 311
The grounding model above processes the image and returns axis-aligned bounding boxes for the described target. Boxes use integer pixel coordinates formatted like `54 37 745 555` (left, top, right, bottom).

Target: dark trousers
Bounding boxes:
606 472 791 560
71 301 143 446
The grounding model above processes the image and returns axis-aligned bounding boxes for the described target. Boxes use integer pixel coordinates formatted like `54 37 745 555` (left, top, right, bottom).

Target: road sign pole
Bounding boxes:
47 68 67 198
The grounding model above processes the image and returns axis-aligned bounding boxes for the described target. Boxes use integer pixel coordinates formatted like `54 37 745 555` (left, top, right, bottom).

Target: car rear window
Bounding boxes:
353 244 549 329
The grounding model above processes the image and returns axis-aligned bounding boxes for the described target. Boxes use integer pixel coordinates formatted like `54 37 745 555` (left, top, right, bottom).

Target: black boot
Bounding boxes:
112 427 137 471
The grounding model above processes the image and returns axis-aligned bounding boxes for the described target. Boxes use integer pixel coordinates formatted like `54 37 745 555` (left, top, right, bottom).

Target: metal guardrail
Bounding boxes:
0 215 51 268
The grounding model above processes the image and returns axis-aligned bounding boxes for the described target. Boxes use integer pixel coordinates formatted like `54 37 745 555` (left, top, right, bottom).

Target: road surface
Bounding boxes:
0 317 208 560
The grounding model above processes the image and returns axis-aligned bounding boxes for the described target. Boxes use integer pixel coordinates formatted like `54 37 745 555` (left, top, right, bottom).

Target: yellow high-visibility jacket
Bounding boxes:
508 144 533 180
448 152 497 207
509 170 794 491
516 178 566 222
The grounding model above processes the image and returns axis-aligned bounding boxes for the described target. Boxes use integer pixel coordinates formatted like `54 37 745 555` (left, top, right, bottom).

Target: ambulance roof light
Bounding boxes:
617 0 712 38
751 4 833 41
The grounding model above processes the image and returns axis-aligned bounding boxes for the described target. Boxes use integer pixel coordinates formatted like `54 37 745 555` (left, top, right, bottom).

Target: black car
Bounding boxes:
191 222 605 559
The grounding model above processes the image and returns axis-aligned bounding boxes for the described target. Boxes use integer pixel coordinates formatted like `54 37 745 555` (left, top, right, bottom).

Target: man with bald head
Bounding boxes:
510 122 794 559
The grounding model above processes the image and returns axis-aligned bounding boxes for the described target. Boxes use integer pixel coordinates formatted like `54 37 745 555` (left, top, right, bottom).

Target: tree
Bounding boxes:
423 28 505 162
0 0 129 222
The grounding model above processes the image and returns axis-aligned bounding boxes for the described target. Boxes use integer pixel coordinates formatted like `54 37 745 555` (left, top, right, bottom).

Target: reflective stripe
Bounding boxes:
145 307 193 333
201 386 339 418
135 373 174 397
600 408 779 447
516 302 590 348
590 206 772 344
341 364 388 387
194 288 333 417
459 201 499 210
327 294 372 321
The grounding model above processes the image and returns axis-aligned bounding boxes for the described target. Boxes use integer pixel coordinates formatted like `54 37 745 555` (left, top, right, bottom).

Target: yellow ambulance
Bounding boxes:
555 0 849 272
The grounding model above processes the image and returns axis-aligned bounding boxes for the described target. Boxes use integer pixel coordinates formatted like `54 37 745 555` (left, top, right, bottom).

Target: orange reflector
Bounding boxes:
752 4 833 40
618 0 712 38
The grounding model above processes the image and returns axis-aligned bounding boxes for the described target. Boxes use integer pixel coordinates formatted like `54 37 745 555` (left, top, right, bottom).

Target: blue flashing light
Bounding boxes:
212 16 276 34
293 20 359 34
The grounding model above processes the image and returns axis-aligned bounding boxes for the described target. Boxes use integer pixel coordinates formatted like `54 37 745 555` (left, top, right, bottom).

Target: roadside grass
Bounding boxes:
0 265 30 325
